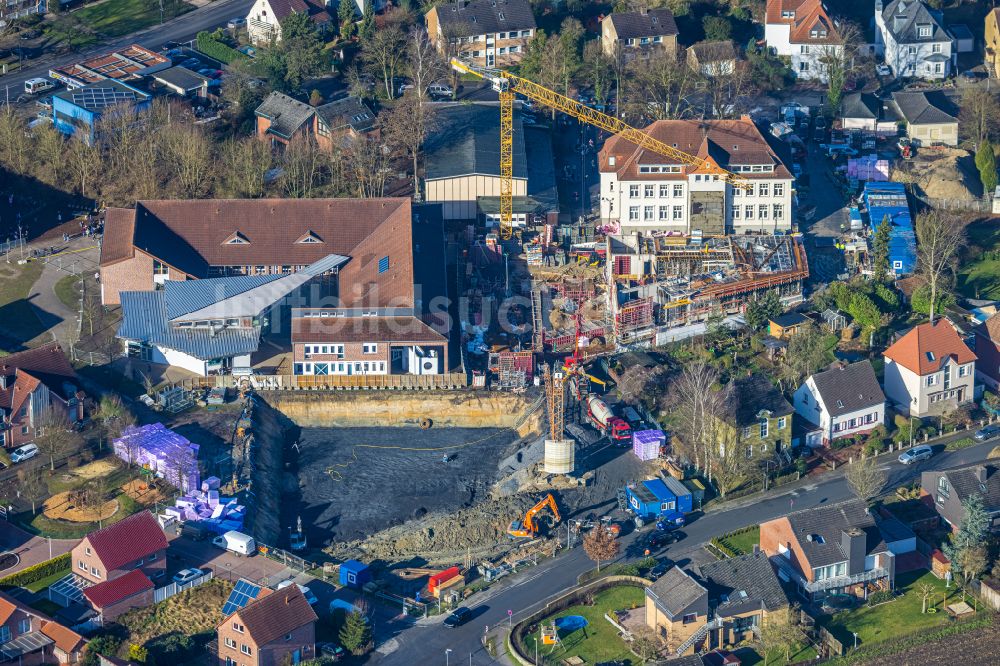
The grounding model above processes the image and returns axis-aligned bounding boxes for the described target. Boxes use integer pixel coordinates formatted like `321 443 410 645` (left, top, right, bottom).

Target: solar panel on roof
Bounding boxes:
221 579 261 616
71 87 138 111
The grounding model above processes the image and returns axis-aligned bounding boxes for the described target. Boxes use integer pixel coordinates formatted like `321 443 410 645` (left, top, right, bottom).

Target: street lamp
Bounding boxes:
909 415 917 448
445 648 452 666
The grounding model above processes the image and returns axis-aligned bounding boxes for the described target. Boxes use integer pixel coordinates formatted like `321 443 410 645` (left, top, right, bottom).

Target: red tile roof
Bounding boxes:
227 586 317 647
292 316 448 344
0 596 16 625
765 0 808 25
41 620 85 654
788 1 842 44
974 312 1000 343
99 208 137 266
83 570 153 608
0 343 78 410
82 510 167 572
883 320 977 376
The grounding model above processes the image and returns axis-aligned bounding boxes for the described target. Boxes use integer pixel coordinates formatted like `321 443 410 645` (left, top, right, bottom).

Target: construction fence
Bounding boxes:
153 570 214 603
175 372 469 392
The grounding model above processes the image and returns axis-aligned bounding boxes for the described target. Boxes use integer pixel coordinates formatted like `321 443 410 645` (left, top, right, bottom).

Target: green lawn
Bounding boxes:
945 437 976 451
0 261 47 349
717 525 760 556
957 220 1000 300
54 275 80 312
522 586 645 665
820 570 978 649
74 0 194 38
23 567 72 594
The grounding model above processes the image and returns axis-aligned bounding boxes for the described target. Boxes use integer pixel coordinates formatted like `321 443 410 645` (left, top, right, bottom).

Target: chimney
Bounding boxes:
977 466 988 485
842 527 866 576
639 6 647 15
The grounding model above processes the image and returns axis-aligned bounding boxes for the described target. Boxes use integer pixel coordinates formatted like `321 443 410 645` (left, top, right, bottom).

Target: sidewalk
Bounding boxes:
0 521 76 575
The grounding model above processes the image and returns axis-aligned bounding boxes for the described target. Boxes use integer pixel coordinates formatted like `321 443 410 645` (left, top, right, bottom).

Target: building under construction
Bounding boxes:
606 233 809 344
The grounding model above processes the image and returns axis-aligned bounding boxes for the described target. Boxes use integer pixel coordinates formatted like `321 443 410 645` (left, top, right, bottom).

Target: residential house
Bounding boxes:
760 498 896 600
890 91 958 147
838 92 900 135
875 0 955 80
792 361 886 447
0 590 85 666
83 570 156 622
0 0 45 27
973 313 1000 390
686 40 738 77
921 462 1000 532
425 0 536 68
882 320 976 416
768 312 810 339
718 374 794 458
764 0 844 82
422 103 558 226
645 553 789 657
51 80 151 145
71 510 168 587
986 9 1000 78
0 343 84 449
644 567 709 655
246 0 332 46
600 9 679 61
598 118 794 234
217 584 318 666
255 92 377 149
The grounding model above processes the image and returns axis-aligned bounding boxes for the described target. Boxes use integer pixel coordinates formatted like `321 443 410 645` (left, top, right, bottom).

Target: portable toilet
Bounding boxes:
339 560 371 588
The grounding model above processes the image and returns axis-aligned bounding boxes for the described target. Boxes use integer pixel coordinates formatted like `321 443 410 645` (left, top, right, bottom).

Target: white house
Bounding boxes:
883 321 977 417
598 117 794 235
875 0 955 80
764 0 844 82
246 0 333 46
793 361 886 447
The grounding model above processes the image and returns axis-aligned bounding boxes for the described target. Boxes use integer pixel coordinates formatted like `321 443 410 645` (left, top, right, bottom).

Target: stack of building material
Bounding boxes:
632 430 665 461
427 566 464 598
163 477 246 533
113 423 200 492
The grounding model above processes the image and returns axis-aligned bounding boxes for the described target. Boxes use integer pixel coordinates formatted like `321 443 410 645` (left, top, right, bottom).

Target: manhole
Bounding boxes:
0 553 20 572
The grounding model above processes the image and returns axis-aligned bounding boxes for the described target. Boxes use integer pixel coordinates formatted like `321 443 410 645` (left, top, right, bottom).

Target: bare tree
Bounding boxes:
959 87 1000 150
362 24 406 99
915 211 966 323
622 49 700 121
407 28 447 107
959 545 989 588
98 394 135 454
221 137 273 198
34 123 65 186
712 428 752 497
582 525 619 572
916 582 936 613
380 93 434 200
17 467 47 515
0 105 30 174
345 134 390 198
281 135 329 198
757 605 805 665
163 123 212 197
817 20 866 115
65 133 100 197
34 407 79 471
672 361 731 480
97 102 147 176
845 454 886 503
631 626 662 661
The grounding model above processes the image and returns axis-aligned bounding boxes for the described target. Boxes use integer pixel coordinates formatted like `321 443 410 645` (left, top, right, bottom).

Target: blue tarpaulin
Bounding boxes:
863 182 916 276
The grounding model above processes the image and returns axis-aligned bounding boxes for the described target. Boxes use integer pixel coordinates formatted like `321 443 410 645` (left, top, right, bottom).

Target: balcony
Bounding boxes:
772 556 889 593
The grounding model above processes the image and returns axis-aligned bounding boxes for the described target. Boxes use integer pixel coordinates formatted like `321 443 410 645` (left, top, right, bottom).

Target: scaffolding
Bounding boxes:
531 286 545 352
489 350 534 390
614 297 654 343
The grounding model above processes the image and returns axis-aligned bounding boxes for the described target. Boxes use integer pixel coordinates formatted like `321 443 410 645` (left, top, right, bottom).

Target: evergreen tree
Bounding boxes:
359 1 376 43
872 214 891 282
280 12 327 90
744 290 782 330
338 0 356 39
976 139 998 194
339 611 373 655
944 493 991 576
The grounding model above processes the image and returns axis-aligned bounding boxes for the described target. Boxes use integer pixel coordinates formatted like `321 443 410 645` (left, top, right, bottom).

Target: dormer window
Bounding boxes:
918 24 930 38
296 231 324 244
224 232 250 245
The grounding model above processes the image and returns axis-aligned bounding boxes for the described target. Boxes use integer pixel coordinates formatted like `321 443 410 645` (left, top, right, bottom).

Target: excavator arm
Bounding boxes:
450 58 751 241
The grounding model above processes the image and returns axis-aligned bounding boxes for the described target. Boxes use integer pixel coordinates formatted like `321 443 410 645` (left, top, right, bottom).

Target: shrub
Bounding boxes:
196 31 246 65
0 553 70 589
795 458 808 475
867 590 895 606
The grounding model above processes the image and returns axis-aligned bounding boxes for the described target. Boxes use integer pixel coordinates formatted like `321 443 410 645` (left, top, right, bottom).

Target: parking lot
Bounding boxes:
165 533 291 586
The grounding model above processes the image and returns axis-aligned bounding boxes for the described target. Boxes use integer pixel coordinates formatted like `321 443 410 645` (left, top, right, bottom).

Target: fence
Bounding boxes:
153 569 214 603
257 543 315 576
0 238 26 259
175 372 469 392
910 192 993 213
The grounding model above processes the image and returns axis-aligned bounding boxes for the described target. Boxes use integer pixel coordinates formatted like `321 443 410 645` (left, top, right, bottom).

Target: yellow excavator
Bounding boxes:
507 493 561 538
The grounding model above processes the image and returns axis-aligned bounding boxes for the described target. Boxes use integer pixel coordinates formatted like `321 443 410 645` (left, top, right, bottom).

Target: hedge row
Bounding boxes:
0 552 71 589
195 32 245 65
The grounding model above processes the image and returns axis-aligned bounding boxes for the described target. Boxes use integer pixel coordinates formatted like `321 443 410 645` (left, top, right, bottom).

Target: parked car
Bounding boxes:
172 568 204 584
180 58 202 69
962 70 987 82
647 562 670 581
10 443 38 463
814 116 827 131
443 607 472 628
898 444 933 465
875 64 892 77
277 580 319 606
164 48 185 61
198 68 224 79
974 424 1000 441
227 17 247 29
318 643 345 661
35 96 53 111
642 530 680 551
428 83 454 98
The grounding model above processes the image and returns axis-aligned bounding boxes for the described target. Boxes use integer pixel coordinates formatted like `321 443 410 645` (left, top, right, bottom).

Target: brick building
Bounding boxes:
426 0 536 67
0 591 85 665
82 570 156 622
0 343 84 449
217 585 317 666
254 92 376 149
72 510 167 585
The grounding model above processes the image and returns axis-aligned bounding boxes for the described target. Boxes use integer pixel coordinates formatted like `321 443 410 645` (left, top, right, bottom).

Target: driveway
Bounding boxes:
799 140 849 284
165 534 290 586
0 521 75 575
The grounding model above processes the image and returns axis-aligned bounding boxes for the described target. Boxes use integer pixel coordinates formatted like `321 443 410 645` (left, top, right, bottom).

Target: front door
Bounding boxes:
292 649 301 665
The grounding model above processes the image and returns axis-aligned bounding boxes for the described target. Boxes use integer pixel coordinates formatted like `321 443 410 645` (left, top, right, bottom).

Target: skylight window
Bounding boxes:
926 351 936 362
378 256 390 273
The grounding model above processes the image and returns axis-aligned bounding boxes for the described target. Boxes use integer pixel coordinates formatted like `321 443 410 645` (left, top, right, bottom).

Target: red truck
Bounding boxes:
586 396 631 442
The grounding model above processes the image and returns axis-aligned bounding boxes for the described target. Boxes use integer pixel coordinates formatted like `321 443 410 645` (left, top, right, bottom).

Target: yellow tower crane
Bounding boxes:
450 59 752 241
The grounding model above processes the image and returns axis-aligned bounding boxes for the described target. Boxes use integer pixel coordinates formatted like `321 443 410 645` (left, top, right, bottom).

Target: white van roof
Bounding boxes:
224 531 254 543
25 78 48 84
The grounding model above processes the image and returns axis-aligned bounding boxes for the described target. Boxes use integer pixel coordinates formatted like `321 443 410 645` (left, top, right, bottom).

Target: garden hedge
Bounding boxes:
195 32 245 65
0 552 70 589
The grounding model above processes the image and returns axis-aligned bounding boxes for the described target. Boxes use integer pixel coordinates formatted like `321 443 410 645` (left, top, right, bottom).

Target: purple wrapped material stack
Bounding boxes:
113 423 201 492
632 429 666 461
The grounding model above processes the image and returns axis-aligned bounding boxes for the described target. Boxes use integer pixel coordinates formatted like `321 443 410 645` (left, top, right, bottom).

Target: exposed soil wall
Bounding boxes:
266 390 543 434
244 396 298 546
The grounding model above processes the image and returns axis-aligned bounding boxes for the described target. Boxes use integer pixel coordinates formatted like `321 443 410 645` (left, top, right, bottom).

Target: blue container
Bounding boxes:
339 560 371 588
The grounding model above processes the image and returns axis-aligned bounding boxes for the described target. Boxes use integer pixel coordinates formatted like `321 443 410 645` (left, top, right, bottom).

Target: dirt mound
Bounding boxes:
44 492 118 522
326 495 538 563
891 148 981 200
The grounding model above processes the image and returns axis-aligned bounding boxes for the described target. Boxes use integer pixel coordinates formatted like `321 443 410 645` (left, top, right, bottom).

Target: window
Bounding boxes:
644 184 654 198
152 261 168 276
800 45 810 54
497 31 505 39
745 445 754 459
522 29 532 37
673 184 683 197
774 183 784 197
672 206 683 220
659 184 669 198
734 185 742 197
241 645 252 656
626 38 635 46
741 426 752 438
91 567 100 579
848 418 857 428
733 206 741 220
658 206 669 221
682 613 698 624
781 10 794 18
509 45 520 53
774 204 784 219
378 256 390 273
932 43 941 53
908 46 916 55
758 183 769 197
629 206 639 221
86 547 91 555
777 417 787 430
629 184 639 198
744 205 754 219
285 633 293 641
799 61 810 72
759 204 769 219
959 364 969 377
233 623 244 633
225 637 236 649
927 374 937 387
643 206 654 221
0 627 8 644
79 560 86 571
695 175 702 182
759 419 768 438
640 37 650 45
937 475 950 498
918 25 930 38
363 344 378 354
653 36 662 43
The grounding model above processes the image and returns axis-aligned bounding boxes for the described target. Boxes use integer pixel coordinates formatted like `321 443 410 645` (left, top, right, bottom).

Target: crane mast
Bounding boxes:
450 58 752 241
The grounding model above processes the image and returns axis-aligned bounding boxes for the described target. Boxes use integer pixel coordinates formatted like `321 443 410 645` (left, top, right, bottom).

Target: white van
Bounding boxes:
24 78 54 95
212 530 256 556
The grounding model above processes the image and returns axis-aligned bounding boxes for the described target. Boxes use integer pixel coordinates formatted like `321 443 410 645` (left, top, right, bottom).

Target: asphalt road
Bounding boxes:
377 434 998 665
1 0 253 102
